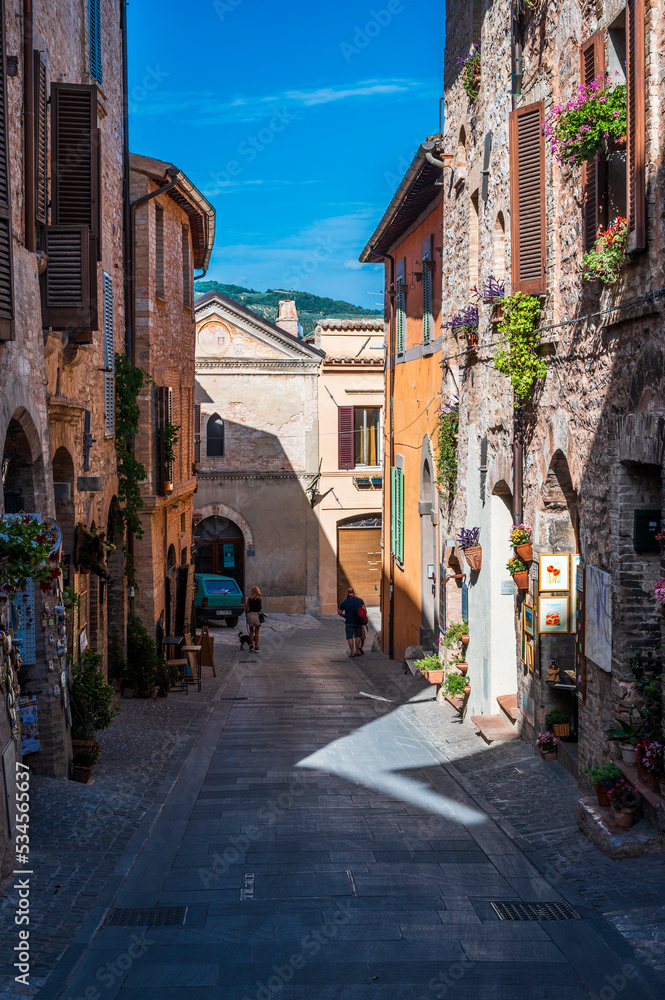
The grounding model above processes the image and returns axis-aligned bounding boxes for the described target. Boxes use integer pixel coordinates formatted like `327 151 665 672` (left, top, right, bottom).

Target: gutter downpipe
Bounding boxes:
23 0 34 253
372 250 395 659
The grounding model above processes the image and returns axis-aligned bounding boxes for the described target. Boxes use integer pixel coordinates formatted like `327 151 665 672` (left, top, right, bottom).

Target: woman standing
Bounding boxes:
245 586 263 651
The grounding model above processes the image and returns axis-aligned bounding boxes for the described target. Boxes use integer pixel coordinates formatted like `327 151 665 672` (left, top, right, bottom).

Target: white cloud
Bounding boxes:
344 259 364 270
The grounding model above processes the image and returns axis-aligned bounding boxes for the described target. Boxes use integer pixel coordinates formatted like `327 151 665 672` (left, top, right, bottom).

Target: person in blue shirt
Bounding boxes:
337 587 366 657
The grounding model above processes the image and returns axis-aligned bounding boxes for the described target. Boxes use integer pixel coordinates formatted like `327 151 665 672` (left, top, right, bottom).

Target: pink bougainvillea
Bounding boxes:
543 75 627 166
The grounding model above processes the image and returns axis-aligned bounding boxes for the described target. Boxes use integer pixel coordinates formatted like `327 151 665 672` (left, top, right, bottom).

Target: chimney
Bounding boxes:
276 299 301 338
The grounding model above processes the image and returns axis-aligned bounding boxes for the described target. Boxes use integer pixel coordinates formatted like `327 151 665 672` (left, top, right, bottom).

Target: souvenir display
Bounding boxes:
53 683 60 697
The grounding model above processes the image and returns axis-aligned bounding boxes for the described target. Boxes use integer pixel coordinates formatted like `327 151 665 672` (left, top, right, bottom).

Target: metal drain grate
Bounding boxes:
220 697 249 701
105 906 188 927
491 901 579 921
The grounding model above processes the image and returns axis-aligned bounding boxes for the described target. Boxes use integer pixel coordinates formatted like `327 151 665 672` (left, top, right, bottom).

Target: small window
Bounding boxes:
469 190 480 291
207 413 224 457
88 0 102 84
182 224 191 307
354 407 380 467
395 277 405 353
494 212 506 280
155 204 164 298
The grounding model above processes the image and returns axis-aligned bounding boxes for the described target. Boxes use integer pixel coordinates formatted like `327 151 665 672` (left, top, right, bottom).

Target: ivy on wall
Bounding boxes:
493 292 546 402
114 353 150 583
435 404 459 508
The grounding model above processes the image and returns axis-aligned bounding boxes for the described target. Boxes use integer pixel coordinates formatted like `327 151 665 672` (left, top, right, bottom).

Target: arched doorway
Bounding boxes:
106 497 125 664
194 515 244 592
2 417 39 514
420 457 437 646
165 544 178 635
336 515 382 606
52 446 75 585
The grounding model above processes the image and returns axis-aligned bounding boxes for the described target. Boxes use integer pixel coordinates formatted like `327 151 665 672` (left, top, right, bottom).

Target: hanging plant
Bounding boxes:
163 422 180 465
542 75 627 167
0 516 61 599
582 216 627 284
114 353 150 583
457 43 481 101
435 400 459 507
494 292 545 402
472 275 505 304
445 304 479 341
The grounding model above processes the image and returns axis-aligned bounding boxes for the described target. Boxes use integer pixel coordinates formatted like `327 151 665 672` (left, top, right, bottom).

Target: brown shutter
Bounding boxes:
509 101 546 294
155 203 164 298
338 406 354 470
182 224 191 307
51 83 100 244
626 0 645 251
580 31 605 250
41 224 92 332
193 403 201 463
0 1 15 341
34 51 48 227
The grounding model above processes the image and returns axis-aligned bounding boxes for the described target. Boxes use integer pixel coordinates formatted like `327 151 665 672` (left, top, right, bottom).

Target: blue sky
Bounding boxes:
127 0 444 307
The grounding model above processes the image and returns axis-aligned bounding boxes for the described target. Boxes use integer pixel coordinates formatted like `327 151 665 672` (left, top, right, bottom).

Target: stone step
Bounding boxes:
471 713 520 745
577 796 662 859
496 693 518 725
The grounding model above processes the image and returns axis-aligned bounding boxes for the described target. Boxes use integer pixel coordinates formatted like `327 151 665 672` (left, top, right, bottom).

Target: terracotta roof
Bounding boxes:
194 289 324 358
130 153 216 273
316 318 385 332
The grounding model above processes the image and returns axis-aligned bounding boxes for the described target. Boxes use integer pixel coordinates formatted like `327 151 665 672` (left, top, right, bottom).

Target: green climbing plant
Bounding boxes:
163 422 180 465
435 404 459 507
493 292 545 402
114 353 150 583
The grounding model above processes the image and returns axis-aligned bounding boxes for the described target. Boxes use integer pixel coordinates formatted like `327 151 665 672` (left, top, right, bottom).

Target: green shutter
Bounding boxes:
89 0 102 84
422 255 431 344
391 466 396 556
396 468 404 564
395 279 405 353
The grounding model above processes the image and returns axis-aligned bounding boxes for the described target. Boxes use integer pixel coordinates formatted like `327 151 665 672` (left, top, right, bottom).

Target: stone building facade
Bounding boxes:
130 155 215 638
0 0 127 875
307 318 385 616
439 0 665 802
194 293 322 613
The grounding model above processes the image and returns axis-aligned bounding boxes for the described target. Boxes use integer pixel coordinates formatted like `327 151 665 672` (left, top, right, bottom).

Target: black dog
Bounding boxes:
238 631 252 650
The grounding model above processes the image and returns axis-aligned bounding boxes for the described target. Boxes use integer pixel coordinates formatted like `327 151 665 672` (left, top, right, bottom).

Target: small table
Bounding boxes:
181 644 202 692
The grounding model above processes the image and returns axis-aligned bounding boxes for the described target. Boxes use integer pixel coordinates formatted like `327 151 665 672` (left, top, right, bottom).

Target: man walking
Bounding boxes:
338 587 366 657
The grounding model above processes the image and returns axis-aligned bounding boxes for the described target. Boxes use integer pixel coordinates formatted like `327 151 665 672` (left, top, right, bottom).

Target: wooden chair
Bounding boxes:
164 638 188 695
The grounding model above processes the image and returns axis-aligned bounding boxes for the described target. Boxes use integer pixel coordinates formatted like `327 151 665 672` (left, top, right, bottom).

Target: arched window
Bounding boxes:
456 127 467 181
494 211 506 281
207 413 224 457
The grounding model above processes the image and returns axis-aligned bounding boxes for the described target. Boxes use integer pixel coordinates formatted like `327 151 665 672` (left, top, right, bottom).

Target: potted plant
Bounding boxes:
445 304 479 347
71 648 119 749
546 709 570 738
607 778 640 828
457 527 481 571
605 715 646 766
509 523 533 563
584 763 623 807
457 42 481 101
582 217 628 285
542 75 627 167
125 613 162 696
536 732 558 761
452 654 468 675
634 737 664 793
507 555 529 590
71 747 99 784
440 620 469 649
654 580 665 619
443 672 468 699
0 515 61 600
473 275 505 323
415 653 444 685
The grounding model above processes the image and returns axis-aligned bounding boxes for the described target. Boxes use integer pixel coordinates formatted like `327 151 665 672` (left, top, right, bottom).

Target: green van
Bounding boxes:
194 574 244 627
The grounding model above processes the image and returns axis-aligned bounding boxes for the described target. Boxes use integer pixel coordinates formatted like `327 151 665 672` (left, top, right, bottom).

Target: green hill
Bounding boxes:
194 280 382 336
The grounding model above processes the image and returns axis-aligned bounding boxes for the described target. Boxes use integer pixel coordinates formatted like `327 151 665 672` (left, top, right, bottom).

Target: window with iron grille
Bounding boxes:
102 272 114 436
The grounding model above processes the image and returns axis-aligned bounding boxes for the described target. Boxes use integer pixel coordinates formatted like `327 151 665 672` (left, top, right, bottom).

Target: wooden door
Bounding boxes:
337 527 382 606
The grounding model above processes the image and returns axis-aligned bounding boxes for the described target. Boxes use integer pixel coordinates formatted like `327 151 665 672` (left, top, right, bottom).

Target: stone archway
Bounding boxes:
193 502 254 553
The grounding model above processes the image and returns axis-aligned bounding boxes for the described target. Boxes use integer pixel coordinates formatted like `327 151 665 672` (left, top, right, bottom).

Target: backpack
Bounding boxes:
357 600 368 625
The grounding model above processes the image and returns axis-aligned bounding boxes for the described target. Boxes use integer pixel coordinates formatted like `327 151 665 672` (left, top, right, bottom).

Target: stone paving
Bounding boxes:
0 615 659 1000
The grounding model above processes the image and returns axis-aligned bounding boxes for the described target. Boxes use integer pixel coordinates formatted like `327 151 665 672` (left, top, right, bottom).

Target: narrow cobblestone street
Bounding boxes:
4 617 665 999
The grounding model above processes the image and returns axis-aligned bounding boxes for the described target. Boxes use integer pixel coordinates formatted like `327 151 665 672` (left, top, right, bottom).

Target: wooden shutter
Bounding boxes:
89 0 102 84
395 256 406 353
422 234 433 345
34 51 48 226
580 32 605 250
396 468 404 564
0 2 14 342
193 403 201 463
338 405 354 470
390 467 396 556
626 0 645 251
155 204 164 297
509 102 546 293
182 224 191 307
41 225 93 331
158 386 174 494
102 272 114 437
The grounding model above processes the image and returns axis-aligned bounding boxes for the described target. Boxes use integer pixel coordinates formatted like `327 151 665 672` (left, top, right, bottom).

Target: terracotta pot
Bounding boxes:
463 683 471 696
465 332 479 348
620 743 637 766
512 571 529 590
540 750 557 761
514 542 533 562
71 764 94 784
464 546 482 572
552 723 570 738
421 669 444 685
594 784 611 807
461 634 470 645
491 301 504 324
611 805 636 828
637 763 660 792
71 739 97 753
455 662 468 675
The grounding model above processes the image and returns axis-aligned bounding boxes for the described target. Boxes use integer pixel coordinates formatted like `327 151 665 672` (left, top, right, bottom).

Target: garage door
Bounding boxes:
337 527 382 606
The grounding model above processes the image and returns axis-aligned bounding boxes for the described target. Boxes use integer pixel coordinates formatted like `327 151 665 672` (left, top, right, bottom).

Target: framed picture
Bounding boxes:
522 603 535 637
525 638 535 672
538 595 570 634
521 630 527 663
538 554 570 592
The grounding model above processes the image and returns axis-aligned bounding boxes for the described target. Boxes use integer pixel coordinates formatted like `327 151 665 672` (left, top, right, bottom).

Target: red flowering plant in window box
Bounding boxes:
0 515 61 599
582 217 628 285
543 75 627 167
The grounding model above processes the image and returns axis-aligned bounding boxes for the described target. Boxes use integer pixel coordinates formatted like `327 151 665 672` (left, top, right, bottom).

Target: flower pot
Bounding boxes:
594 784 611 807
637 763 660 792
455 662 468 675
461 634 470 645
71 739 97 754
552 723 570 738
512 571 529 590
463 683 471 696
465 332 479 349
464 546 482 572
71 764 94 784
619 743 637 766
514 543 533 562
491 301 504 324
540 750 557 761
611 805 636 828
421 669 444 684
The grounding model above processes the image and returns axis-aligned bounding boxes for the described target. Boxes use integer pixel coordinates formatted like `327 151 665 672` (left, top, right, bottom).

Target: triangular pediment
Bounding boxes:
195 292 321 363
